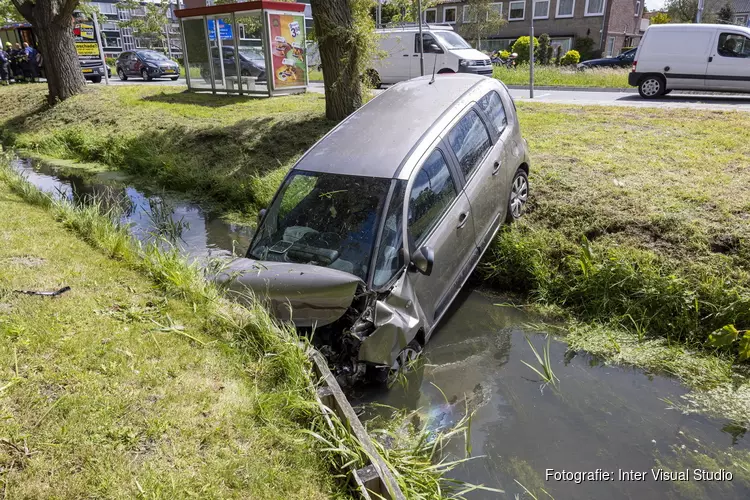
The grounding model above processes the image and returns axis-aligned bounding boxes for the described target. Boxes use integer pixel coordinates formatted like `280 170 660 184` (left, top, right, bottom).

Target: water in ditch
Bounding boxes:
11 157 750 500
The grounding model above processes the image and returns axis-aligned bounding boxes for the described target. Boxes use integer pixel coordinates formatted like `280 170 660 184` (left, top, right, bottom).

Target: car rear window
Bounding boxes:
447 109 492 179
477 90 508 136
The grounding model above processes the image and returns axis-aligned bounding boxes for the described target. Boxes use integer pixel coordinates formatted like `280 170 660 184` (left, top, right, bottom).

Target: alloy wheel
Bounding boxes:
509 174 528 219
641 78 661 97
386 344 421 386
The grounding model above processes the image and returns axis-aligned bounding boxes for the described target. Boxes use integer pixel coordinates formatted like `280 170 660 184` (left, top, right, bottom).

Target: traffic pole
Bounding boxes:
417 0 425 76
529 16 534 98
92 12 110 85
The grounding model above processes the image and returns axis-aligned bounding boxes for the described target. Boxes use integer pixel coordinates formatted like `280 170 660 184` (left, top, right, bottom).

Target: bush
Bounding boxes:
621 46 635 53
105 57 116 67
574 36 595 60
511 36 539 64
561 50 581 65
499 49 511 59
538 33 551 65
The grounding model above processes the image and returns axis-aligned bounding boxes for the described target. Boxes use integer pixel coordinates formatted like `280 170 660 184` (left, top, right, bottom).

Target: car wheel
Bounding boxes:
141 69 151 81
385 340 422 387
663 89 672 95
638 75 664 99
364 68 381 89
91 76 102 84
437 68 455 74
117 68 127 81
170 76 179 81
506 168 529 223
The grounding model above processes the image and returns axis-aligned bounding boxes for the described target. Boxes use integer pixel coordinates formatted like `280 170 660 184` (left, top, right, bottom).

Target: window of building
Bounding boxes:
735 15 748 26
533 0 550 18
556 0 575 17
424 8 437 23
635 1 641 16
463 5 477 22
477 91 508 135
585 0 605 16
444 6 457 23
489 2 503 19
509 0 526 20
448 110 492 179
408 151 457 245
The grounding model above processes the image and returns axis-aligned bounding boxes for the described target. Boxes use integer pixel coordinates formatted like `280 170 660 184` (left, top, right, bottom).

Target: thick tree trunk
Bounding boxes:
310 0 363 121
13 0 85 104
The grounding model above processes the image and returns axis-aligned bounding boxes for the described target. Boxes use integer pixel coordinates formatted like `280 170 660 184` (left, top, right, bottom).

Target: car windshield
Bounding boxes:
138 51 169 61
239 47 265 61
248 171 391 281
432 31 471 50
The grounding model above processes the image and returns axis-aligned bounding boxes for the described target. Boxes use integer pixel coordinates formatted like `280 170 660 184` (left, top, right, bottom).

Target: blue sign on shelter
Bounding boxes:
207 19 233 41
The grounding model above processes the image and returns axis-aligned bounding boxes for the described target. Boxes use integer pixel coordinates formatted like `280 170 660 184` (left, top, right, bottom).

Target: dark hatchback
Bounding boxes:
577 48 636 70
201 46 266 82
116 50 180 81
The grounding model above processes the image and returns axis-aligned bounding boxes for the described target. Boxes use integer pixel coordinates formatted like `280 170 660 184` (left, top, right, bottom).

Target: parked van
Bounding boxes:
630 24 750 98
369 25 492 87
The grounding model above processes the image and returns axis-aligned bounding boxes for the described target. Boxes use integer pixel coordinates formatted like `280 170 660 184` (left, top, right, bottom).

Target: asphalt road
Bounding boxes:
93 79 750 112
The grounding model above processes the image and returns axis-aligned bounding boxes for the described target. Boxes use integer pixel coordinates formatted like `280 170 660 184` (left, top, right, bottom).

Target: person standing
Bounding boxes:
23 42 38 82
0 43 10 85
11 43 25 83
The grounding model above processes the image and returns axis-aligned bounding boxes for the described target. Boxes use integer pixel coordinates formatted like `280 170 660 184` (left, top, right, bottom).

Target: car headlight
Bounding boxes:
459 59 469 67
98 67 104 74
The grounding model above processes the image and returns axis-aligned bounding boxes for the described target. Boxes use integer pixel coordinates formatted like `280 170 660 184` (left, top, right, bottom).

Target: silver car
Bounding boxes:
220 74 531 383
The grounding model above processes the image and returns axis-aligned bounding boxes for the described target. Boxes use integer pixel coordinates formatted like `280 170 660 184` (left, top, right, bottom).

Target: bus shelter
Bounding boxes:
175 1 308 96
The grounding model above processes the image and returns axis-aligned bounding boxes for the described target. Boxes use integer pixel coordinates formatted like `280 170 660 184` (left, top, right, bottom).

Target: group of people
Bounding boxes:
0 41 41 85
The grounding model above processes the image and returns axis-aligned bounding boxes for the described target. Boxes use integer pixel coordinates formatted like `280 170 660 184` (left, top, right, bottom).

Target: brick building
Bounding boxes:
424 0 644 57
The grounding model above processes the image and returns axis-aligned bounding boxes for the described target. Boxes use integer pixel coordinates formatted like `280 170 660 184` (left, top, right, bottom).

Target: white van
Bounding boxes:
630 24 750 98
369 25 492 86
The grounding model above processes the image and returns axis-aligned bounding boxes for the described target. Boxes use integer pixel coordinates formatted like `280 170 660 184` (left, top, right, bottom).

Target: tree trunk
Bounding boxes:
13 0 86 105
310 0 363 121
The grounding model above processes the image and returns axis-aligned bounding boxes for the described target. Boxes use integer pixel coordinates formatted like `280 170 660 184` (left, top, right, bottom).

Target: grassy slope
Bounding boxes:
493 65 630 88
0 180 334 498
0 84 333 218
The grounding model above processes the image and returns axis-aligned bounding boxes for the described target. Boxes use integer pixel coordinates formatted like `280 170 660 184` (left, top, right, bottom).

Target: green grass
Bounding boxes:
0 162 338 498
0 84 334 220
493 64 630 88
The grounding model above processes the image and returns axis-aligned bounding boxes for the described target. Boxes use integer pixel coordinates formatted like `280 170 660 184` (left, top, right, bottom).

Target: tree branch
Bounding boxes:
10 0 33 21
58 0 82 22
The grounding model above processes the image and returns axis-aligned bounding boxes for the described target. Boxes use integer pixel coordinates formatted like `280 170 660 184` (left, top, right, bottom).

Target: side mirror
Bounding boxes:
427 43 442 54
410 246 434 276
257 208 267 227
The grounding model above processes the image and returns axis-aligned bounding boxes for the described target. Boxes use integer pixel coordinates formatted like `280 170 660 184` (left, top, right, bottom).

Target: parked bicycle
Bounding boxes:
491 51 518 70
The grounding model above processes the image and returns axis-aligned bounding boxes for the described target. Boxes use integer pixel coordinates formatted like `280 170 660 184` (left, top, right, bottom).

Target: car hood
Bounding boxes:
214 258 363 328
450 48 491 61
581 57 618 65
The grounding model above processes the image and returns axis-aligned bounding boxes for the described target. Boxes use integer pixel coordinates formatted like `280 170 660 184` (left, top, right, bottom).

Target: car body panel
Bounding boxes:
579 48 636 69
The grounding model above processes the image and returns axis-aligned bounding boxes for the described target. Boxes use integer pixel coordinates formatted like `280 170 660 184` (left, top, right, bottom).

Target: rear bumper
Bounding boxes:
628 72 642 86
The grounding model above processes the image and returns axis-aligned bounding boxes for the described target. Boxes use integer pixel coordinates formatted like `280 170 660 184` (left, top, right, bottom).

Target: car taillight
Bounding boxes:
631 61 637 72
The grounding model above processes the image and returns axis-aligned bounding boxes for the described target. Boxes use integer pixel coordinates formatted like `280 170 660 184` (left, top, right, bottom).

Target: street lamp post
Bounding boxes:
697 0 705 23
417 0 425 76
529 11 534 98
92 12 110 85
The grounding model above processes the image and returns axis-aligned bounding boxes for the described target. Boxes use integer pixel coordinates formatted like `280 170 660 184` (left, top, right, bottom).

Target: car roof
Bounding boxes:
293 74 489 179
648 23 750 32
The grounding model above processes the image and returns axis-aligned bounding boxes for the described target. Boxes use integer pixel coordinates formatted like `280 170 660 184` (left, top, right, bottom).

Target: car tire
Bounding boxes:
638 75 665 99
381 340 422 387
663 89 672 95
170 76 179 81
91 76 102 84
438 68 455 74
142 69 151 81
117 68 127 81
506 168 529 223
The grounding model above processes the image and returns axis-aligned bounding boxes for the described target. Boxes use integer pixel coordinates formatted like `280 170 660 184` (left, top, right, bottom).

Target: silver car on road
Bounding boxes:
219 74 531 383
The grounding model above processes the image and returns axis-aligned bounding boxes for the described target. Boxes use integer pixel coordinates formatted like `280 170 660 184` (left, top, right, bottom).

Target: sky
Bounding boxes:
647 0 668 11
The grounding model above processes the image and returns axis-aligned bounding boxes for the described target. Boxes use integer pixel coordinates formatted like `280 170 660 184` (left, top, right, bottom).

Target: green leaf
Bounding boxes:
707 324 739 349
738 333 750 362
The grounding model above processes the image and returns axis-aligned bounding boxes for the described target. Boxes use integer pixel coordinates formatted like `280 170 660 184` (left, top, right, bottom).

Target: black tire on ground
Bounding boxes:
506 168 529 223
365 68 381 89
171 76 179 81
117 68 127 81
142 69 151 81
663 89 673 95
91 76 102 84
437 68 455 74
638 75 665 99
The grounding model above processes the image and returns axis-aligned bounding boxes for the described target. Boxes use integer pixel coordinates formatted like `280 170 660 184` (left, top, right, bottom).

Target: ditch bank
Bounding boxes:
9 155 750 499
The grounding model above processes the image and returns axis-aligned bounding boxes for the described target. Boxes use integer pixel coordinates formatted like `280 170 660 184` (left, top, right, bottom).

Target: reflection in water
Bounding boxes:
12 157 750 500
355 290 750 500
12 158 253 259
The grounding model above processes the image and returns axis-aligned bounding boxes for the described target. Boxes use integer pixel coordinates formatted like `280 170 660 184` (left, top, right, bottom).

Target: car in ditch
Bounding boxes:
217 74 531 383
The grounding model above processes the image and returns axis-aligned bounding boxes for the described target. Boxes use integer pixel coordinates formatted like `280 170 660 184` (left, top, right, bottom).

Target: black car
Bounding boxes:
201 46 266 83
116 50 180 81
578 48 636 70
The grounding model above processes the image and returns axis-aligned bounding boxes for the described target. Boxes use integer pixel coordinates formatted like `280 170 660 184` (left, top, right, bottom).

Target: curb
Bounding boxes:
504 85 636 93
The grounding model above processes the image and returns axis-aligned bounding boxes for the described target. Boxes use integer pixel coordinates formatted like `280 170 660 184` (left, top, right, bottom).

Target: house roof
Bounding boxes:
733 0 750 14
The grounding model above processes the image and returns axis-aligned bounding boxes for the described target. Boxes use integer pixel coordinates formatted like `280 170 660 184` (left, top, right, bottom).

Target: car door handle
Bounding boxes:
708 56 713 63
413 54 419 57
457 211 469 229
403 54 409 57
492 161 501 175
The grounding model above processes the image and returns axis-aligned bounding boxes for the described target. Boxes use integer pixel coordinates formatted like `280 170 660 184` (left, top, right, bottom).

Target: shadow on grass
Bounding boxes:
141 90 261 107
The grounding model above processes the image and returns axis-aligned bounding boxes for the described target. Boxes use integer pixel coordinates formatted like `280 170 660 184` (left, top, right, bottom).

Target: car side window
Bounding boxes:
621 50 634 62
718 33 750 58
372 181 406 288
477 91 508 136
447 109 492 179
415 33 438 53
408 149 457 245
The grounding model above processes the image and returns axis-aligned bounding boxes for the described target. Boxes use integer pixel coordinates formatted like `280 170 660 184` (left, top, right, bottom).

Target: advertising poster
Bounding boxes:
72 13 101 61
267 13 307 89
